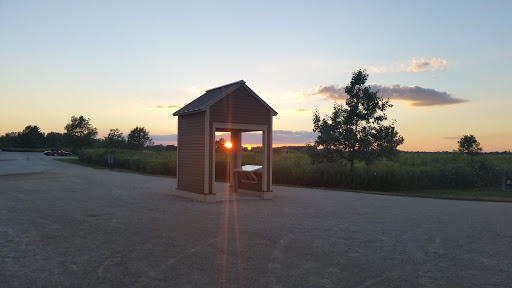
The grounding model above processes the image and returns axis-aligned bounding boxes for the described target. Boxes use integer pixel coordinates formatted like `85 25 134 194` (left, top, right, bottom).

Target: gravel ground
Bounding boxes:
1 152 512 287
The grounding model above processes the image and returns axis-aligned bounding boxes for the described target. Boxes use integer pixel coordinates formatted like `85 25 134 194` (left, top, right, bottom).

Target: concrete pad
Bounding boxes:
2 152 512 287
170 188 217 202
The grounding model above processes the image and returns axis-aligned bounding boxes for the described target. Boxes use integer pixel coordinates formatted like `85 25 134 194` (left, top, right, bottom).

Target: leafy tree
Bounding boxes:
457 134 482 156
313 69 404 169
19 125 45 148
63 115 98 151
215 138 229 152
104 128 125 149
127 126 153 150
0 132 20 149
44 132 63 148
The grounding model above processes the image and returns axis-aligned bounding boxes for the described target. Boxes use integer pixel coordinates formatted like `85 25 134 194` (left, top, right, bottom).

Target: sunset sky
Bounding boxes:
1 1 511 151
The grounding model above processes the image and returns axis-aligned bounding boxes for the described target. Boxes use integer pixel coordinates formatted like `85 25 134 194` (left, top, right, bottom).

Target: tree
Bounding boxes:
313 69 404 169
457 134 482 156
19 125 45 148
44 132 63 148
127 126 152 150
63 115 98 151
104 128 125 149
0 132 20 149
215 138 229 152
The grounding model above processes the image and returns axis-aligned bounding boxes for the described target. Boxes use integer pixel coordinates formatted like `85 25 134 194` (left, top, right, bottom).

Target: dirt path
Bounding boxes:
1 152 512 287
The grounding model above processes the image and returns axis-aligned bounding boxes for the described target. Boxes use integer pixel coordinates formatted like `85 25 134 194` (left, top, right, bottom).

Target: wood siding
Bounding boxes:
208 125 213 195
177 84 275 196
267 129 272 190
210 86 272 126
177 112 205 194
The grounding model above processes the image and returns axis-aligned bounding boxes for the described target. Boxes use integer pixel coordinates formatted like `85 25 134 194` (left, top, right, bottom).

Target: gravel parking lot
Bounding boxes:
1 152 512 287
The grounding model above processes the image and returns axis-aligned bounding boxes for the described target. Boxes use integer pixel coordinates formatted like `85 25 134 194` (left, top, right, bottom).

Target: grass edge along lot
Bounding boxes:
71 148 512 202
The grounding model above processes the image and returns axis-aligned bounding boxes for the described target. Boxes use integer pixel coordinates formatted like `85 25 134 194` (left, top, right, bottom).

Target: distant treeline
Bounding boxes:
0 125 62 151
0 124 177 152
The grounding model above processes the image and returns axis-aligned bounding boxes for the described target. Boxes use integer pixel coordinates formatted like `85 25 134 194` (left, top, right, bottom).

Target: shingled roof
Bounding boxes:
172 80 277 116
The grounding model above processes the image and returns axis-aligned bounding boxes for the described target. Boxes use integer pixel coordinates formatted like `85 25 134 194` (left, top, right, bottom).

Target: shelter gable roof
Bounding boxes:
173 80 277 116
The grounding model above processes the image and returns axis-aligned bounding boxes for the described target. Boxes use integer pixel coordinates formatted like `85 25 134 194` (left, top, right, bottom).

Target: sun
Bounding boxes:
224 142 233 149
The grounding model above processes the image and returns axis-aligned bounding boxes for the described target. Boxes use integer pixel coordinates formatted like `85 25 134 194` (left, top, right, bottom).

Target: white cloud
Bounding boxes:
149 104 183 109
407 57 448 72
312 84 468 107
368 57 449 73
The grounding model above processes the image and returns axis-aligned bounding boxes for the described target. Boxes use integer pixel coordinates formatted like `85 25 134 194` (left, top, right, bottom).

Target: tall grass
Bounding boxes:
79 149 177 176
273 151 512 191
78 148 512 192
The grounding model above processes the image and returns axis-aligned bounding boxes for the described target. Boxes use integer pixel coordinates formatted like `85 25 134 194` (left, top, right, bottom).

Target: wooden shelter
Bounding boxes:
172 80 278 202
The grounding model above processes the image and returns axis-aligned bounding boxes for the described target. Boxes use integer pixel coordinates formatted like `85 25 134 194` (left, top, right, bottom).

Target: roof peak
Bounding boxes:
206 80 245 92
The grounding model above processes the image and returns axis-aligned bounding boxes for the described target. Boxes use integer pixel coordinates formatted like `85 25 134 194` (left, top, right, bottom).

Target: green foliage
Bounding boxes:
79 149 177 176
215 152 229 181
19 125 45 148
215 138 231 153
242 149 262 165
104 128 126 149
0 126 62 150
272 151 512 192
145 144 177 152
77 147 512 193
127 126 153 150
313 69 404 169
0 147 47 152
63 115 98 152
0 132 21 149
457 134 483 156
45 132 63 148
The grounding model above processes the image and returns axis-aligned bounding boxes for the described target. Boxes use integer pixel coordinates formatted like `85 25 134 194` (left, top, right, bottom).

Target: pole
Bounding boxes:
501 169 506 192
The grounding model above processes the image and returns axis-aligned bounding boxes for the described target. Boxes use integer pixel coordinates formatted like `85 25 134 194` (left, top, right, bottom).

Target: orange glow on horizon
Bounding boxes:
224 142 233 149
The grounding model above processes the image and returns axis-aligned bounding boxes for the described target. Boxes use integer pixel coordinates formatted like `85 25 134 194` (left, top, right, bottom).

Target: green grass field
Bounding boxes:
75 148 512 201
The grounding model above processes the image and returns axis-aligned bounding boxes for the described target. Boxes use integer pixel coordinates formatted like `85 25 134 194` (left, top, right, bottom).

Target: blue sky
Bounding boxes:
1 0 511 151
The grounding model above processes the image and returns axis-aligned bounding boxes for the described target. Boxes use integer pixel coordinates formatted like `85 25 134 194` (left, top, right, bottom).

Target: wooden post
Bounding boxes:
501 169 506 192
108 154 114 170
230 130 242 187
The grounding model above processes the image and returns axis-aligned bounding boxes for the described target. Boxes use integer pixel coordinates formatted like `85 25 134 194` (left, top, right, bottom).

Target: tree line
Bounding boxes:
0 115 160 152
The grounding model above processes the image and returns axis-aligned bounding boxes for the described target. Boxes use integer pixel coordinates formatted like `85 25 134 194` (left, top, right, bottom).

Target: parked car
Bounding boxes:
43 149 72 156
53 150 72 156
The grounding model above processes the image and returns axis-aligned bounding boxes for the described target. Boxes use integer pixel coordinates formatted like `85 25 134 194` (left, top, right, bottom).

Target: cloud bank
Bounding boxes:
312 84 468 107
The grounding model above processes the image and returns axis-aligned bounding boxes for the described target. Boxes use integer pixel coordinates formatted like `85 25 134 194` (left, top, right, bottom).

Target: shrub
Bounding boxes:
79 149 176 176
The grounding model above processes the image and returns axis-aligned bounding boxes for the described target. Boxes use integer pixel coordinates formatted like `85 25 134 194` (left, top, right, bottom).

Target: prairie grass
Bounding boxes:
273 150 512 193
78 148 512 198
79 149 177 176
